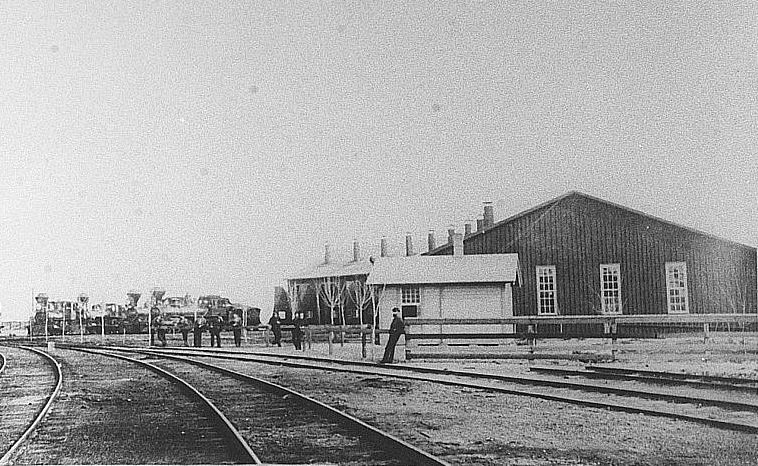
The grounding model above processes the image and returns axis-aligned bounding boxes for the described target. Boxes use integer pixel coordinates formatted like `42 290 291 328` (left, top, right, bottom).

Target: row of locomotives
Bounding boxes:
195 295 262 330
32 293 99 336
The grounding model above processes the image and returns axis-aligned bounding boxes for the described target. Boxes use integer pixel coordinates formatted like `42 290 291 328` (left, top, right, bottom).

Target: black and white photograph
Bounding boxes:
1 1 757 465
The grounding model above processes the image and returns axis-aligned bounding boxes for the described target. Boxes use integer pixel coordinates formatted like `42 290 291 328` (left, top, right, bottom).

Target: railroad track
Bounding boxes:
1 345 256 465
117 346 758 435
0 346 62 465
71 346 451 465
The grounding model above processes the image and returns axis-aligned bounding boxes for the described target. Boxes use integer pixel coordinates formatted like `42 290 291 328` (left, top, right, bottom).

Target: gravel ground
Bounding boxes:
18 332 758 464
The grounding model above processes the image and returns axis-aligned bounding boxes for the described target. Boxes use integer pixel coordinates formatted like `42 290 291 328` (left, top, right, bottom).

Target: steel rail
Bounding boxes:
133 349 452 466
137 346 758 413
69 347 261 465
529 366 758 393
116 346 758 435
586 365 758 386
0 346 64 466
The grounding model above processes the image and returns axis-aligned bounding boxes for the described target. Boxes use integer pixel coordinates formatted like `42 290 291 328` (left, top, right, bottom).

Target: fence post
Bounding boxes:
527 324 536 355
264 328 270 347
703 322 710 344
361 327 367 359
328 330 334 356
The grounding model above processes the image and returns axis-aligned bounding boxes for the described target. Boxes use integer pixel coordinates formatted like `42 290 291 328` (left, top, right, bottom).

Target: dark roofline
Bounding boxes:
424 191 755 254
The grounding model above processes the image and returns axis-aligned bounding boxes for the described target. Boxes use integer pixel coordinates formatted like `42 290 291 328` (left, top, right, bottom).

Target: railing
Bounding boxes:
404 314 758 361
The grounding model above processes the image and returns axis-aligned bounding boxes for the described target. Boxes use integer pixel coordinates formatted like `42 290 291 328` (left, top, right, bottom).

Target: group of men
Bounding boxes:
151 312 244 348
267 307 406 364
150 307 407 365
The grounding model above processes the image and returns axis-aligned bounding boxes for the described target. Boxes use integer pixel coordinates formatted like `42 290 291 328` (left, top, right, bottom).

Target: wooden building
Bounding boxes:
367 236 520 334
427 192 757 324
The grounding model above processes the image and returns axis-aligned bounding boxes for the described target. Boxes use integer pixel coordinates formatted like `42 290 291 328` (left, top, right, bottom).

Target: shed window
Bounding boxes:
600 264 622 314
536 266 558 315
401 286 420 318
665 262 689 314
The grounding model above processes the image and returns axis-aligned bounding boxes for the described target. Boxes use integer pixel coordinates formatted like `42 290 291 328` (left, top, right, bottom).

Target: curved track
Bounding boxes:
129 346 758 434
77 346 451 466
3 345 257 465
0 346 62 465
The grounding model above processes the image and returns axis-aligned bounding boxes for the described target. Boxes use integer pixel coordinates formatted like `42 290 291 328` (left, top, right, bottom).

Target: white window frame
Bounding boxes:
401 285 420 318
600 263 622 314
536 265 558 315
665 262 689 314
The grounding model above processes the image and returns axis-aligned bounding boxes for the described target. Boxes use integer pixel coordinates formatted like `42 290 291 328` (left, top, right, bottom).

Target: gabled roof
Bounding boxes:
366 254 520 285
427 191 755 254
289 259 374 281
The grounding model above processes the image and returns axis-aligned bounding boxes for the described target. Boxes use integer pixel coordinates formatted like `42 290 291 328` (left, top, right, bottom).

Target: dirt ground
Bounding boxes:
32 331 758 465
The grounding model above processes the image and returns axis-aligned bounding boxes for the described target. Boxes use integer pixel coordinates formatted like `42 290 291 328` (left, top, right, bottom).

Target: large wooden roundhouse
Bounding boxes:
427 192 757 333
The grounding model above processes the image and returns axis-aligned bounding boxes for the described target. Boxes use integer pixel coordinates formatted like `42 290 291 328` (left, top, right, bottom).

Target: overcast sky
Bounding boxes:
1 1 756 320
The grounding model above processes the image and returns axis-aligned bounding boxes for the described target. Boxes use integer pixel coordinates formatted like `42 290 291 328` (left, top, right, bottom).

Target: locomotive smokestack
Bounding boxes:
427 230 436 252
405 233 414 256
151 288 166 306
127 291 141 308
483 201 494 229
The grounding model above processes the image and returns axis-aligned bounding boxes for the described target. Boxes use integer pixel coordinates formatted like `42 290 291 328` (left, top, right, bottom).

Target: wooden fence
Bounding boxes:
404 314 758 361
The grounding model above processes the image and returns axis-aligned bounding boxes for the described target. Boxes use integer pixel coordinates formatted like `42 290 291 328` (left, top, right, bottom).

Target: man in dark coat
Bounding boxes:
209 315 223 348
193 315 207 347
291 312 304 350
268 313 282 347
380 308 405 364
230 313 243 347
178 316 191 347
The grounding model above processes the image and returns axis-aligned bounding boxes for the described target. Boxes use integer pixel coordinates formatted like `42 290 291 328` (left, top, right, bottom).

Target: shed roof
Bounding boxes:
366 254 519 285
289 259 374 281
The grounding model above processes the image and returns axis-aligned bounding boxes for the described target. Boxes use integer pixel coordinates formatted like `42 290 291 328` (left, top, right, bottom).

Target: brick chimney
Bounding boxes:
427 230 436 252
476 216 484 232
352 240 360 262
447 226 456 244
324 243 331 264
452 233 464 256
464 221 472 236
380 237 388 257
483 202 494 229
405 233 414 256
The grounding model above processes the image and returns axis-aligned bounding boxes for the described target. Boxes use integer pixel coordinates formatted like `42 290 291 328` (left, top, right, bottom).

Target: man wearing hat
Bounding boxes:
379 307 405 364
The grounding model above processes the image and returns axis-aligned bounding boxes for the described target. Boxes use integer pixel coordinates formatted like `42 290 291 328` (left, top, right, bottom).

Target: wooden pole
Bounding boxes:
101 303 105 344
79 302 84 344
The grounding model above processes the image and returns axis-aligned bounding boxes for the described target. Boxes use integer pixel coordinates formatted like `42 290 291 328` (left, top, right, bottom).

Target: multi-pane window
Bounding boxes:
536 266 558 315
401 286 420 318
600 264 622 314
666 262 689 314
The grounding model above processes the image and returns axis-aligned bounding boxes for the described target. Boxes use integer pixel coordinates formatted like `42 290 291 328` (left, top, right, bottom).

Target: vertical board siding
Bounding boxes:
432 193 757 318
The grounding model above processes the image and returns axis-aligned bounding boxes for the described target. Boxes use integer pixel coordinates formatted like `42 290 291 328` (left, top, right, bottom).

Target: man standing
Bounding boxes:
178 316 191 347
155 314 167 347
193 315 207 347
209 315 223 348
230 313 243 347
379 308 405 364
268 313 282 347
291 312 304 351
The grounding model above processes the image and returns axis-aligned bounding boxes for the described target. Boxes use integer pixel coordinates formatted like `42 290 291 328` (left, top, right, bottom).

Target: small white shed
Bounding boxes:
366 253 520 335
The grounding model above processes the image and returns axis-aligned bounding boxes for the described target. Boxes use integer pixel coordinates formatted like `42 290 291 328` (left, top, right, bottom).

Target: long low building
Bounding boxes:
427 192 757 325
